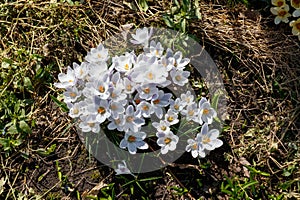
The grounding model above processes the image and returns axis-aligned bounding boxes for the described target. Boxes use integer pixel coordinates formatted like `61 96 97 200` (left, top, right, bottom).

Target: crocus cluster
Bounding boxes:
54 27 223 160
270 0 300 40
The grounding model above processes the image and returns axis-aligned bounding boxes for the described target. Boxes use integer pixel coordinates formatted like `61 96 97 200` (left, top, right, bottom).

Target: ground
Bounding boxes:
0 0 299 199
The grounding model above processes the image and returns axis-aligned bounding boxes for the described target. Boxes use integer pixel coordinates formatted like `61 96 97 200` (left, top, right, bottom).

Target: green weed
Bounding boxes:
163 0 201 33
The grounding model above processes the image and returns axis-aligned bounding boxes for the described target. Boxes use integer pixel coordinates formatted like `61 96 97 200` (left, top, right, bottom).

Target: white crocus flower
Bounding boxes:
291 0 300 9
54 66 77 89
159 55 174 71
170 69 190 86
63 86 81 103
79 114 100 133
107 114 125 131
115 160 134 176
123 77 136 94
270 4 291 24
109 85 127 102
197 123 223 152
119 131 148 154
73 62 89 80
181 103 199 123
152 120 171 133
290 18 300 40
130 27 153 46
123 105 145 132
186 138 203 158
164 109 179 125
95 99 111 123
180 91 194 106
109 101 125 119
198 97 217 125
156 131 179 154
172 51 190 70
136 83 158 100
86 75 110 99
112 52 134 74
88 62 108 79
131 62 168 85
85 44 109 63
169 98 184 113
151 90 172 119
144 41 164 58
87 97 111 123
67 101 87 118
136 101 154 118
292 1 300 17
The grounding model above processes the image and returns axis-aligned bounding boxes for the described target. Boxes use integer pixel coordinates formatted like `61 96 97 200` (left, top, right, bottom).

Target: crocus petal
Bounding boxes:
120 139 128 149
209 129 220 140
168 142 177 151
213 139 223 148
293 9 300 17
128 143 137 154
161 146 169 154
201 123 209 135
191 150 199 158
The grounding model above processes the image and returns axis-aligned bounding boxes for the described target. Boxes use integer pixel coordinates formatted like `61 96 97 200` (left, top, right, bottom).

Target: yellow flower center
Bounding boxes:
98 86 105 93
202 136 211 144
278 10 287 17
188 110 194 116
203 109 209 115
134 99 141 105
111 104 117 110
126 116 134 122
124 63 129 70
111 92 117 98
153 99 160 104
73 108 79 114
70 92 77 97
97 53 101 58
147 72 154 80
192 143 198 150
97 107 106 114
143 88 150 94
155 50 159 56
186 97 190 103
68 79 73 82
164 137 172 144
167 116 174 122
174 104 179 110
175 75 182 81
115 118 121 125
142 105 149 111
88 122 95 127
161 126 167 131
128 135 136 142
126 84 132 91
